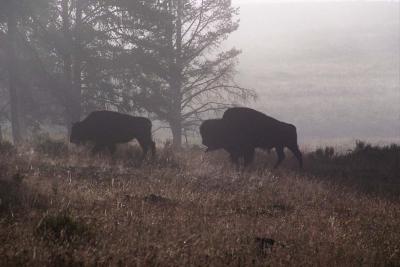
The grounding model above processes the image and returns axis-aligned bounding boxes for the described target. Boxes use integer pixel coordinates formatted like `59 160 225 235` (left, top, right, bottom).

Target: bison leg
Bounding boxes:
229 152 240 170
274 146 285 169
92 143 106 154
150 141 156 158
288 145 303 169
243 148 255 167
137 138 153 160
107 144 116 154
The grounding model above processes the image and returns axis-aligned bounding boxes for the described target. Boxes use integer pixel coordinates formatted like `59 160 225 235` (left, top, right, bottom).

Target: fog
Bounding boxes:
228 1 399 146
0 1 398 148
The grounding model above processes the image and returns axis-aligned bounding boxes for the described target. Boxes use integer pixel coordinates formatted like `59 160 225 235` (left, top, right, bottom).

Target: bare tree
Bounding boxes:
104 0 255 148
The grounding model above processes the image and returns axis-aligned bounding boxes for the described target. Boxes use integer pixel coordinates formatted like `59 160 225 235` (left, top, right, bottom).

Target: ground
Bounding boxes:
0 139 399 266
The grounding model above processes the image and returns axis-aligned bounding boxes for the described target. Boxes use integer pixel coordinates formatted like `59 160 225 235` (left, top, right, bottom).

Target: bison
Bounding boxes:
200 119 256 166
70 110 156 159
223 107 302 168
200 107 302 168
199 119 226 152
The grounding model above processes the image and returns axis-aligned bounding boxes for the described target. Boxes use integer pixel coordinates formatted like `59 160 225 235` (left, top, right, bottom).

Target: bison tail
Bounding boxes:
147 121 156 158
285 124 298 146
150 140 156 157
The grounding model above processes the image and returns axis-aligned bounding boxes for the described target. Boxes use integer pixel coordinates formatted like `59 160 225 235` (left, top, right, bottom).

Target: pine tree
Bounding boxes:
103 0 255 147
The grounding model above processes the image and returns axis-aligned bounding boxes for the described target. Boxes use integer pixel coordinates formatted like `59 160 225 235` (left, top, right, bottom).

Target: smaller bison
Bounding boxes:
200 119 256 166
70 110 156 159
200 107 302 169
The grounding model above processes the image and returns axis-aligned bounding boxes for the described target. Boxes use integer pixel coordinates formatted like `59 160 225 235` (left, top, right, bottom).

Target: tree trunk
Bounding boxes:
61 0 74 136
7 3 22 144
72 0 83 123
171 120 182 149
170 0 184 149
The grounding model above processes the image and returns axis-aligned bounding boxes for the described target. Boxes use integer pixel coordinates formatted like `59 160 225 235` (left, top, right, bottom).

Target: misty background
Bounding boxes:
228 1 399 146
0 0 398 148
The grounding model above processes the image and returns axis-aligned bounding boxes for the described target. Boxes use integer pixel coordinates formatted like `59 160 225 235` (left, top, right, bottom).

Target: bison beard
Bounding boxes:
70 111 156 159
200 107 303 169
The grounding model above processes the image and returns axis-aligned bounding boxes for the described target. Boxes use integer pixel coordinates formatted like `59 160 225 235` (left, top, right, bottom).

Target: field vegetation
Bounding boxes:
0 138 399 266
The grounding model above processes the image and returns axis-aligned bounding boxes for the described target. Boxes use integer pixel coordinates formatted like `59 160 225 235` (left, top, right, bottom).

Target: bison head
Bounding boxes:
199 119 227 152
70 122 86 144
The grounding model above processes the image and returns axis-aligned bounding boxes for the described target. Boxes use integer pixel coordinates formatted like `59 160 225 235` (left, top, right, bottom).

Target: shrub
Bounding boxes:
305 141 400 197
0 140 15 155
153 141 181 168
33 134 68 157
0 178 22 214
36 212 90 244
115 144 145 161
311 146 335 160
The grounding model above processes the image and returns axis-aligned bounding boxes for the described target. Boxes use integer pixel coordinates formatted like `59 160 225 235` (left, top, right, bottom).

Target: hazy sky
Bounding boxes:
233 0 398 3
226 1 400 146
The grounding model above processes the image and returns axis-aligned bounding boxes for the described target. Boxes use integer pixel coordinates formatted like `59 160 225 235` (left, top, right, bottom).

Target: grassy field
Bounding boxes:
0 139 399 266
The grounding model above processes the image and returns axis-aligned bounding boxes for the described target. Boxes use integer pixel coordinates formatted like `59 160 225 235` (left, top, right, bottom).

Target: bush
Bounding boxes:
33 134 68 157
311 146 335 160
305 141 400 197
114 144 145 161
153 141 181 168
0 140 15 155
0 177 22 214
36 212 90 244
0 172 49 216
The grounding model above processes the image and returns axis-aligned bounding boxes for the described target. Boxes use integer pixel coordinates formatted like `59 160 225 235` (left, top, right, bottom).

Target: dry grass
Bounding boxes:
0 139 399 266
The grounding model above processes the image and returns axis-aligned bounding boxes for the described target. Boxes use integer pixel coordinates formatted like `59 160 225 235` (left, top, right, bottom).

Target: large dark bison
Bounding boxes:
200 119 256 166
199 119 226 152
200 107 302 168
70 110 156 158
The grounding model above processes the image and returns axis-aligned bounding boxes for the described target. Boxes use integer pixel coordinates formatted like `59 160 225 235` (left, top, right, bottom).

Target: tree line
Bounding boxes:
0 0 254 147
